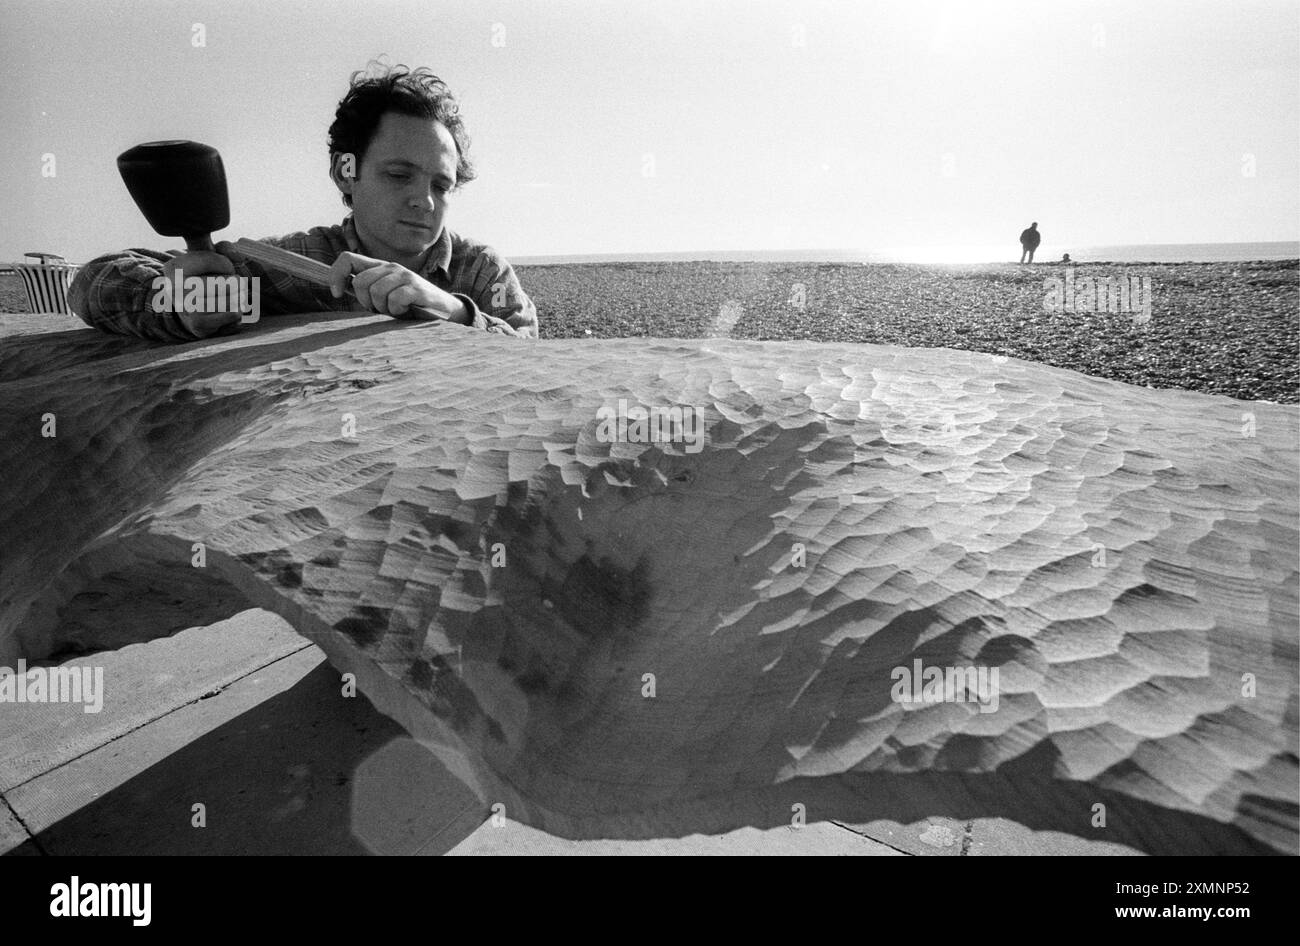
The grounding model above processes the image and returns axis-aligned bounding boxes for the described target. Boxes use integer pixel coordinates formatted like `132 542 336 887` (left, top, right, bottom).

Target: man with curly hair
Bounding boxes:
71 63 538 341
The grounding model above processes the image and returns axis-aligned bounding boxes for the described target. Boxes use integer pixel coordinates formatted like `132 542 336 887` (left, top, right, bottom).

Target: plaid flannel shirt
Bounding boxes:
69 216 539 342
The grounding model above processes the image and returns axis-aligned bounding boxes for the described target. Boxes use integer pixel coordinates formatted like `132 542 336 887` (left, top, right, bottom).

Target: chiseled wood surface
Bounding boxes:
2 311 1296 853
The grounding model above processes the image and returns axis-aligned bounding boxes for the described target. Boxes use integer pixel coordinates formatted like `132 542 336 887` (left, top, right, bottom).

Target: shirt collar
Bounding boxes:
342 214 452 277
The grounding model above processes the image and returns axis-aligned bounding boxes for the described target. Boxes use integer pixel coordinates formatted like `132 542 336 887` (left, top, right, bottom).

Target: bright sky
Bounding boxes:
2 0 1297 264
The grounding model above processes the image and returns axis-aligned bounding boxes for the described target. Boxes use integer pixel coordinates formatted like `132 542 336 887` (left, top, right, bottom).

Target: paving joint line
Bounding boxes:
829 819 915 855
1 791 47 855
2 640 317 794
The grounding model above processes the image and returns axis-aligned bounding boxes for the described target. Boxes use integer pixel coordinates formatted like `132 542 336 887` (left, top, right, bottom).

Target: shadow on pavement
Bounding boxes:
26 661 486 855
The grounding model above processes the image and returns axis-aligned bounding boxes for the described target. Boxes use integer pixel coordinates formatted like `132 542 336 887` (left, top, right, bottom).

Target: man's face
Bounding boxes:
337 111 459 266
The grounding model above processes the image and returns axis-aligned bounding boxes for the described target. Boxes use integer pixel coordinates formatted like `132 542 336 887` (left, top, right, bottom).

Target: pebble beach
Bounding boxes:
4 258 1296 403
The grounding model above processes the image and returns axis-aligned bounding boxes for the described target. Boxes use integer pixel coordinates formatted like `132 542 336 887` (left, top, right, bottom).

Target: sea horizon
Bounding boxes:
514 241 1300 266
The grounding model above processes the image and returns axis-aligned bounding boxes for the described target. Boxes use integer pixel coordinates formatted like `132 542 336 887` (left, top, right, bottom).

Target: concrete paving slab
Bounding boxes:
449 818 905 855
965 817 1142 856
1 609 309 793
0 798 39 855
831 816 1144 856
837 817 969 855
5 648 483 855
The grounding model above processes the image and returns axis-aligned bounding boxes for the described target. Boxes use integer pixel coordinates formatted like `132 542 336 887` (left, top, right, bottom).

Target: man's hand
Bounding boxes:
328 252 470 323
157 245 246 337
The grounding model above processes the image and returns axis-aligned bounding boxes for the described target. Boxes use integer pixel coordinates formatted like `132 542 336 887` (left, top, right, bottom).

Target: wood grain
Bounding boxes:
2 310 1296 853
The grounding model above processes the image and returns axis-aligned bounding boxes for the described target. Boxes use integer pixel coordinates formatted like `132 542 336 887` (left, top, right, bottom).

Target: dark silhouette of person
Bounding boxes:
1061 253 1071 264
1019 222 1041 263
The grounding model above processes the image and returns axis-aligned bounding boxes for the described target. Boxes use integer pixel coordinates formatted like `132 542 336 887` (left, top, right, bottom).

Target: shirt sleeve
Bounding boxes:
67 233 347 342
68 229 540 342
452 246 540 339
68 249 204 342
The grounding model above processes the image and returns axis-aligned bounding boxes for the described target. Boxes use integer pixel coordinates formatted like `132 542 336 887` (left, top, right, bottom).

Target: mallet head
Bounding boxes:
117 140 229 253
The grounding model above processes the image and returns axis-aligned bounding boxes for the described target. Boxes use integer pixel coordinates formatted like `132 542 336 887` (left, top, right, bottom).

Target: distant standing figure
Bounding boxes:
1019 222 1041 263
1061 253 1071 264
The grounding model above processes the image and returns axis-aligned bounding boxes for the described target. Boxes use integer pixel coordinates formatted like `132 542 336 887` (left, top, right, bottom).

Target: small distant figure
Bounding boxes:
1061 253 1071 264
1019 222 1041 263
